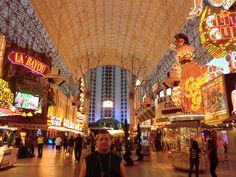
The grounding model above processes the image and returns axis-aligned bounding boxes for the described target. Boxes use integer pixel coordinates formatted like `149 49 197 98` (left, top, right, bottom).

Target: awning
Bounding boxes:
0 108 21 117
48 126 84 135
201 123 213 129
166 121 201 128
8 122 47 130
91 118 122 129
223 115 236 123
137 105 155 122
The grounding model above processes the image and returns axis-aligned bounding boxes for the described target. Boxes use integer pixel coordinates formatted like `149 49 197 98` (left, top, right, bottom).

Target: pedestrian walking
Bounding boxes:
68 135 75 155
55 136 62 154
74 134 83 162
37 135 44 158
63 136 69 152
189 140 201 177
208 140 218 177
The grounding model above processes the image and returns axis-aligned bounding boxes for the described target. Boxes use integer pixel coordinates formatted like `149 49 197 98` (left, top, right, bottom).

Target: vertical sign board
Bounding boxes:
201 75 228 124
224 73 236 116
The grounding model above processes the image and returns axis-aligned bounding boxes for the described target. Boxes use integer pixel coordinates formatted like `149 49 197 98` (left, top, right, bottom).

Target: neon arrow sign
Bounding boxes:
8 51 49 76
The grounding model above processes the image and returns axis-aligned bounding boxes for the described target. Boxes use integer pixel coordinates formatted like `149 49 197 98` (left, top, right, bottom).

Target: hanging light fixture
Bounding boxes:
21 112 27 117
27 112 33 117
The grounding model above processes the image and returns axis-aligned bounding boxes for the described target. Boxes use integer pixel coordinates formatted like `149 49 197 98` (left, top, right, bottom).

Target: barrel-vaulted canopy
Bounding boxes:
30 0 193 80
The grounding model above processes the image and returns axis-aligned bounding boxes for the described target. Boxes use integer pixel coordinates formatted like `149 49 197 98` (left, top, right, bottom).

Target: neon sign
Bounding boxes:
0 78 14 105
75 124 82 131
51 117 61 127
177 62 207 113
199 6 236 58
188 0 235 19
206 12 236 41
187 0 203 19
208 0 236 10
103 101 113 108
8 51 49 76
183 73 208 111
63 119 75 129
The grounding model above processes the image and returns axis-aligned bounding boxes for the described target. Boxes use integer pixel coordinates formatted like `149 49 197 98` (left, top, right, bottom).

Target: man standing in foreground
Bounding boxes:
79 129 127 177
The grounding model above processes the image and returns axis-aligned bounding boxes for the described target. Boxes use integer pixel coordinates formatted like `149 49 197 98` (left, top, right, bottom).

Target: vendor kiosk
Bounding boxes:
0 146 18 169
167 114 207 171
140 125 151 155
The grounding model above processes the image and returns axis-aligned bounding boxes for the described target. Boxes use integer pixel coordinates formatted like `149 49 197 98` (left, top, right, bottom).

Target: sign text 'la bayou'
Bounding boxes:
8 51 49 76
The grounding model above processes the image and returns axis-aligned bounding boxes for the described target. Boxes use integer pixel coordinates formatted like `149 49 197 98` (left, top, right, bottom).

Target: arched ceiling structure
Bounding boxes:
30 0 194 81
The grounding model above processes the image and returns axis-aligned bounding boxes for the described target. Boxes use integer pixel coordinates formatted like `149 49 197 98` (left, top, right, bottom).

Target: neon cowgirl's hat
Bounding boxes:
174 33 189 45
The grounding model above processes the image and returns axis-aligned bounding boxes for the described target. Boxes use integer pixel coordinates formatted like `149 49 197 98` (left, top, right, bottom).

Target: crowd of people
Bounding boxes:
0 131 36 158
50 133 125 161
46 131 127 177
1 129 230 177
0 130 127 160
188 137 228 177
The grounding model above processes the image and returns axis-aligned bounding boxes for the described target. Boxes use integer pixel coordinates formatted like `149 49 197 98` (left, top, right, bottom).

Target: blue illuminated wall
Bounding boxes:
88 66 130 125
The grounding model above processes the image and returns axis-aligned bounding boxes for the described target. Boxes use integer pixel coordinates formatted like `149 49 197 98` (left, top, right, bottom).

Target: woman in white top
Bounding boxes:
55 136 62 153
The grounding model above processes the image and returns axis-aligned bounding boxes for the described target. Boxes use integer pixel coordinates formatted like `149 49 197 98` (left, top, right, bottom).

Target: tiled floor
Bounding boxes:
0 146 235 177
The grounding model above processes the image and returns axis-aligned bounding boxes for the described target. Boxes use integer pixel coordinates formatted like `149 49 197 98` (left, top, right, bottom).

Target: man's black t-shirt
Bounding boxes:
68 138 74 147
85 151 122 177
189 147 201 159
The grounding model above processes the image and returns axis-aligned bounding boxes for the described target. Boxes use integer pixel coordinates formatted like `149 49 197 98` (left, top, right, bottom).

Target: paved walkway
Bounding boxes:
1 146 235 177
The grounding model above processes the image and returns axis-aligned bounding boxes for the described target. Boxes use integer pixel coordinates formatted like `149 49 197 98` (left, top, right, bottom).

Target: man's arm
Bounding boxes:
79 159 87 177
120 160 127 177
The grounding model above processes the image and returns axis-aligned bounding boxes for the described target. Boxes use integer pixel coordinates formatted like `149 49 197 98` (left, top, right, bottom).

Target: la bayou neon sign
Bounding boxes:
8 51 49 76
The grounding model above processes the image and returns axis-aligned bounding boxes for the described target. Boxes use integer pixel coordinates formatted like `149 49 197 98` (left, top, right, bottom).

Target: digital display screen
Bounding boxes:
224 73 236 116
14 92 39 110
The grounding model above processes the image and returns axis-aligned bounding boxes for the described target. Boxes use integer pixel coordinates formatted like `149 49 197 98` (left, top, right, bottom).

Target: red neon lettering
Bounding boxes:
29 57 35 69
25 57 46 74
9 51 48 75
14 52 24 64
36 63 42 72
221 26 232 39
210 26 236 41
229 13 236 25
25 57 32 66
216 14 228 26
214 12 236 27
37 64 46 73
207 11 236 41
33 60 40 70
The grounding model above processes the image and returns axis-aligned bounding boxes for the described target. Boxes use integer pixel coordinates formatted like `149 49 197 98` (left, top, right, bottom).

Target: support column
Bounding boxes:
84 91 91 135
0 34 6 77
129 87 135 133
